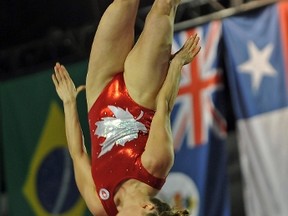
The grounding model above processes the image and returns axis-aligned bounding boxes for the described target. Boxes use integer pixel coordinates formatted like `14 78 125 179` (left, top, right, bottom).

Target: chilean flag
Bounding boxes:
222 2 288 216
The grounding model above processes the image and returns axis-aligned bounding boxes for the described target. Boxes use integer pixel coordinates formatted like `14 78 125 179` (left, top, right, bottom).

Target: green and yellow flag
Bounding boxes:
0 61 92 216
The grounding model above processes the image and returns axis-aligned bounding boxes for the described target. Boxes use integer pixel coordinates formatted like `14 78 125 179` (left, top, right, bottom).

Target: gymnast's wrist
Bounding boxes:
171 56 185 66
63 98 77 106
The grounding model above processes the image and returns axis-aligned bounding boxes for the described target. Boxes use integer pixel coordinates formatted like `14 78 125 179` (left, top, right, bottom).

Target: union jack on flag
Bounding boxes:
171 20 227 151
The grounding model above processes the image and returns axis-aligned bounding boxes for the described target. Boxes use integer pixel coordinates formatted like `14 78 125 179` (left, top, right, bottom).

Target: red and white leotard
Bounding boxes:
88 72 165 216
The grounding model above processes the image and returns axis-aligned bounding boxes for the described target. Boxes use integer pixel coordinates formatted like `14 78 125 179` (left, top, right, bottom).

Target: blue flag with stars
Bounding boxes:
223 2 288 216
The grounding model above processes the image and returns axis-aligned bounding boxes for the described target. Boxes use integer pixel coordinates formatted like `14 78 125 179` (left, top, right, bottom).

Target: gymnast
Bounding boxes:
52 0 200 215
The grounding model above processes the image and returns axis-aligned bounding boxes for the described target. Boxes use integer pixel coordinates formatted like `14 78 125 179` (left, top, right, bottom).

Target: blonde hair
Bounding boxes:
148 198 190 216
159 209 189 216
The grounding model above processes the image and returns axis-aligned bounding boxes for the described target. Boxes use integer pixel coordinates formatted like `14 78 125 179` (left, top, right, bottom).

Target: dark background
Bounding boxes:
0 0 234 81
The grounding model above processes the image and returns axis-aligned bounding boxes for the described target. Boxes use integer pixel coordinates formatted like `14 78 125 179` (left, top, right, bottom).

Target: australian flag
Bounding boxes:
157 21 230 216
222 2 288 216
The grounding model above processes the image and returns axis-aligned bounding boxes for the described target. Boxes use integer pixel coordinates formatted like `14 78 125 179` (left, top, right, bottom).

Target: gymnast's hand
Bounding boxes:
52 62 85 104
171 33 201 65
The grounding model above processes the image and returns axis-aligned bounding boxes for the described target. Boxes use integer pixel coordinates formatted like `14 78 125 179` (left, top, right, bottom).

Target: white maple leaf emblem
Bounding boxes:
95 105 147 157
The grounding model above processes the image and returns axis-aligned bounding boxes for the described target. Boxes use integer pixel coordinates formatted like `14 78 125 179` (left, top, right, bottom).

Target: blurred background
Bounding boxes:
1 0 287 216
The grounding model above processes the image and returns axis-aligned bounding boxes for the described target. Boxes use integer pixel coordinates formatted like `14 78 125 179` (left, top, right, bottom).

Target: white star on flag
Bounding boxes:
238 41 277 91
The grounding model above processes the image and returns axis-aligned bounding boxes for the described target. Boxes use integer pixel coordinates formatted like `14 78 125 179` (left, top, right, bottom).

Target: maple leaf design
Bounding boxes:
95 105 147 157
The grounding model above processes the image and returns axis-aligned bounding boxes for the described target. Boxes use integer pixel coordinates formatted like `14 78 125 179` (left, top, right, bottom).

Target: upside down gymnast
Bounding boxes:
52 0 200 215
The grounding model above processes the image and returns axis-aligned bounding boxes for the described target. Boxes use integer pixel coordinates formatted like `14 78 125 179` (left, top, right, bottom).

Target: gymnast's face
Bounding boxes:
116 202 157 216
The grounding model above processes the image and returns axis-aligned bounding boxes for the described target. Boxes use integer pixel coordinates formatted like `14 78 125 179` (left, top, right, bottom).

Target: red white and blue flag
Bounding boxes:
223 2 288 216
158 21 230 216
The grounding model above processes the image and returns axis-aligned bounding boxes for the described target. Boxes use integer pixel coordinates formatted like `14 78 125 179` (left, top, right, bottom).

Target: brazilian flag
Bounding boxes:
0 61 92 216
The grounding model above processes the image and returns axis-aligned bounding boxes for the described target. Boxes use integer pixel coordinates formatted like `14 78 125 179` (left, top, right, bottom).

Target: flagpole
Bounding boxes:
174 0 279 32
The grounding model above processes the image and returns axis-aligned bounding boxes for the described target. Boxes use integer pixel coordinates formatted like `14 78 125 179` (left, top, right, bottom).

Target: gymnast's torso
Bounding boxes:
88 72 165 215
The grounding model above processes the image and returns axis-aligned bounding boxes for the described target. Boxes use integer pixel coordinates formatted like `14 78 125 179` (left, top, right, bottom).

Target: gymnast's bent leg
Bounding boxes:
123 0 180 110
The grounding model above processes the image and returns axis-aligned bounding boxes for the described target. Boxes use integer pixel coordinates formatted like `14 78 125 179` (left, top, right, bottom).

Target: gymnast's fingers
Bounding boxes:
52 73 59 88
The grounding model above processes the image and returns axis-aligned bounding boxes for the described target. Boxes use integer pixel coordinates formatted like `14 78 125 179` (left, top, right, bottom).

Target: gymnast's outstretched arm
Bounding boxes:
142 34 201 178
52 63 106 216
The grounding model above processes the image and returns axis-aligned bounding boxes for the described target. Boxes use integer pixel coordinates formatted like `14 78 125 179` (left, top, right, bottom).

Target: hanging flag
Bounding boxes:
0 62 91 216
222 2 288 216
157 21 230 216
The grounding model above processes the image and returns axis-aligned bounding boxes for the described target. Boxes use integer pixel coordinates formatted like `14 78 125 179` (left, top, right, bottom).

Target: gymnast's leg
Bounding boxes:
124 0 180 110
86 0 140 109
